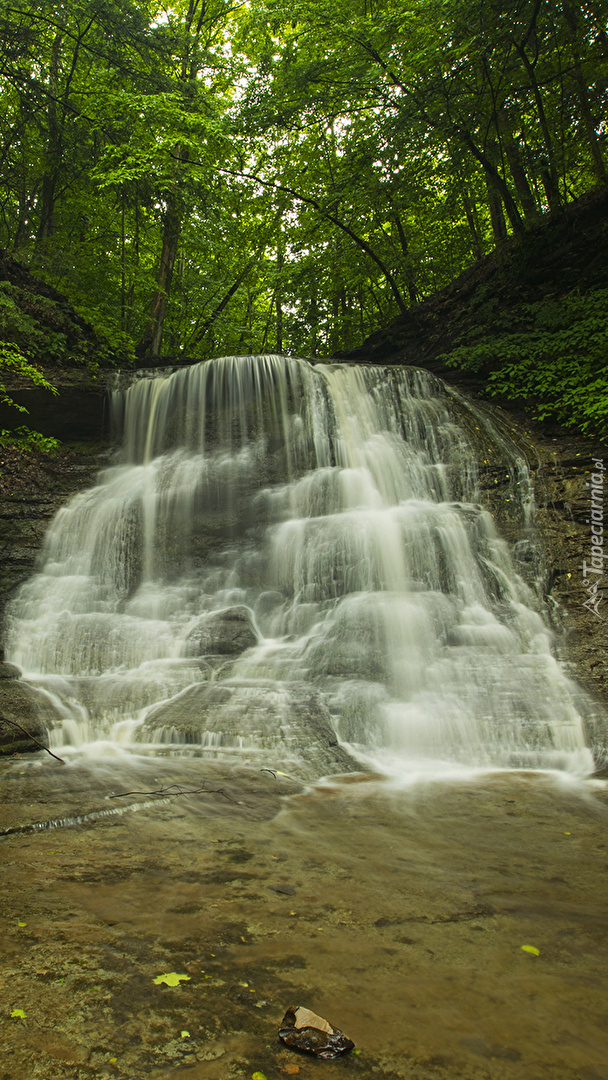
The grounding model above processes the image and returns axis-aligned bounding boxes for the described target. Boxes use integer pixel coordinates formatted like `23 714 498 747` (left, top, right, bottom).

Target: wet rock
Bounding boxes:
314 641 388 681
0 661 22 679
0 679 64 754
278 1006 354 1059
0 449 107 652
137 679 361 779
255 590 286 617
140 681 232 735
184 605 258 656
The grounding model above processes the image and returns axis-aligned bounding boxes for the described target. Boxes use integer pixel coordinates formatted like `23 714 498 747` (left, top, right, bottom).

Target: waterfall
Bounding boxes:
6 356 593 777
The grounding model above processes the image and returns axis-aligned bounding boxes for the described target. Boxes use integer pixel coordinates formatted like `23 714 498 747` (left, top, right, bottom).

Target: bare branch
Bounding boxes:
109 781 237 803
0 716 65 764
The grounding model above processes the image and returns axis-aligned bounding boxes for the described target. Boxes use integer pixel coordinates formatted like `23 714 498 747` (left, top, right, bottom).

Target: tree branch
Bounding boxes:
0 716 65 763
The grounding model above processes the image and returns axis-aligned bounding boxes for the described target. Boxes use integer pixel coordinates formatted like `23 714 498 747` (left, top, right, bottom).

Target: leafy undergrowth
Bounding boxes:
0 262 128 373
442 286 608 438
0 426 61 454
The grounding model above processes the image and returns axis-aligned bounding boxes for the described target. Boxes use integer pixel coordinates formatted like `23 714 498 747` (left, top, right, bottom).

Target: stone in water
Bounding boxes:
278 1005 354 1059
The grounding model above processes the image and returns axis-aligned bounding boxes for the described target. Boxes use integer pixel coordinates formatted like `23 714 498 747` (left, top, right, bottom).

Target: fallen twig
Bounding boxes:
109 781 237 803
0 716 65 764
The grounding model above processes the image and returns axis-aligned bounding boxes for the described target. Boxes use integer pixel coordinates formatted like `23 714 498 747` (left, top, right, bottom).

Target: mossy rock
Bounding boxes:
0 679 64 754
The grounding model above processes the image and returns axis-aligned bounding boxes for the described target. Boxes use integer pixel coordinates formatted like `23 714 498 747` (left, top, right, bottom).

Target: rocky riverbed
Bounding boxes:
0 758 607 1080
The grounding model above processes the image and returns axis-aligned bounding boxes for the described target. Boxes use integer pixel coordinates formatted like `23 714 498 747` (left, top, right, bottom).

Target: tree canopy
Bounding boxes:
0 0 606 367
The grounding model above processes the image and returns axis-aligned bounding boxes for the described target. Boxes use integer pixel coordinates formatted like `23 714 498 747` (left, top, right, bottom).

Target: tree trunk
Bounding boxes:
309 288 320 355
137 190 181 356
230 169 408 314
188 259 256 350
446 143 484 259
486 177 508 243
461 188 483 259
138 0 208 356
460 129 525 236
393 214 418 303
499 111 539 222
36 34 62 244
276 238 284 353
562 0 607 184
515 43 561 210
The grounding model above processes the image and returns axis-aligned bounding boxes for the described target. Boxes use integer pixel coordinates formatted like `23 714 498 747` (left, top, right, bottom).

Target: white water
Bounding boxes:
6 357 593 778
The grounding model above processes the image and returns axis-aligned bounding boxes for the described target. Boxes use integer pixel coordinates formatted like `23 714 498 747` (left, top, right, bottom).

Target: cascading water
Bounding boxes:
6 356 593 778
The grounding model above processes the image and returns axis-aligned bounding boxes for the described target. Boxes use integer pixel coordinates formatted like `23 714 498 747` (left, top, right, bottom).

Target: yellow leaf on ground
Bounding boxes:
153 973 191 986
11 1009 26 1019
521 945 540 956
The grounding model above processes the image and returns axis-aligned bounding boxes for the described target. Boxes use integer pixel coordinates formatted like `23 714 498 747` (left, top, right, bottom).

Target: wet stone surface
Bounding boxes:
1 758 607 1080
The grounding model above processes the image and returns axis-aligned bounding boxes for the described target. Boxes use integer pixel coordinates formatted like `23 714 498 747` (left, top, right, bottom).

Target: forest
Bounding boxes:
1 0 608 435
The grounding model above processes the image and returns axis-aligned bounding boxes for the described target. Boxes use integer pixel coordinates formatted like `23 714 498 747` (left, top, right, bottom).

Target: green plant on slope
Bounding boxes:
443 288 608 437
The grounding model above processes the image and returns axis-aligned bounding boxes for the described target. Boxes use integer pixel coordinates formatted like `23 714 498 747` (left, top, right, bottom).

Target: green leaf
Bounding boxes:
11 1009 27 1019
153 972 191 986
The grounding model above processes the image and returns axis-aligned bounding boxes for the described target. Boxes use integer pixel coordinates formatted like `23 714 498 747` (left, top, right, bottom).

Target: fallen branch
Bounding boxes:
0 716 65 764
109 781 237 804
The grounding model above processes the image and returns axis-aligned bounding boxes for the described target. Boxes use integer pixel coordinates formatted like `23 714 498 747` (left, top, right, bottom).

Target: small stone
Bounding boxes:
278 1005 354 1059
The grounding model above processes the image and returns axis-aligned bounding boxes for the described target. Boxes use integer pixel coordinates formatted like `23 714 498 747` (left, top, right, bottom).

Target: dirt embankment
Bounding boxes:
333 187 608 377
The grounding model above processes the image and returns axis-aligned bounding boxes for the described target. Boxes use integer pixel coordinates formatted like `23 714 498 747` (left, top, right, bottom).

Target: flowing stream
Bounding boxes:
6 356 593 778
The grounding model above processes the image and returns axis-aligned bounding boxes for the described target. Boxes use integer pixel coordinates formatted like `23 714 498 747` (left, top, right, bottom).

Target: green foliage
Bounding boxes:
0 281 105 371
443 289 608 436
0 425 61 454
0 0 607 361
0 342 57 408
0 342 60 452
